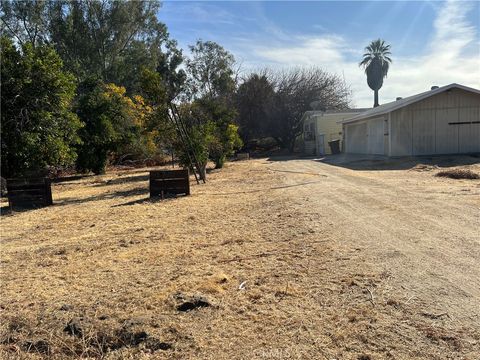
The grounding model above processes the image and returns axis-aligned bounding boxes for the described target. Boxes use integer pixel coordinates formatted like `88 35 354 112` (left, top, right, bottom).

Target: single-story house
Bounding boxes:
302 109 369 155
340 83 480 156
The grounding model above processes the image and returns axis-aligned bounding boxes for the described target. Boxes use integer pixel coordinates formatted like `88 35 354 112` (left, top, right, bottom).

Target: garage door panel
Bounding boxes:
458 107 480 153
391 110 412 156
412 109 435 155
435 108 459 154
367 118 384 155
471 123 480 152
346 123 367 154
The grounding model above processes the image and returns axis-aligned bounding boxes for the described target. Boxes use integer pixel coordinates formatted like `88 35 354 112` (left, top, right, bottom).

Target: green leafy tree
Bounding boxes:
181 40 242 169
138 66 185 158
48 0 181 92
209 123 243 168
186 40 236 100
235 72 275 143
2 0 181 93
359 39 392 107
0 36 82 177
0 0 50 47
175 103 210 177
75 79 140 174
196 98 242 168
175 99 242 171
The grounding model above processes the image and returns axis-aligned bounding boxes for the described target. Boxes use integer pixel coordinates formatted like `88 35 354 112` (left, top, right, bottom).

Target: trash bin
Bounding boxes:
328 139 341 154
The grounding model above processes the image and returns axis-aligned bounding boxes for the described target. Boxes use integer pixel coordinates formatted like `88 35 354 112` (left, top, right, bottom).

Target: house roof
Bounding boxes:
302 108 369 120
340 83 480 124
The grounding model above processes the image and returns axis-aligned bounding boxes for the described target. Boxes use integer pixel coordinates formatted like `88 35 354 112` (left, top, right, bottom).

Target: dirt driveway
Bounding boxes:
1 156 479 359
272 157 480 333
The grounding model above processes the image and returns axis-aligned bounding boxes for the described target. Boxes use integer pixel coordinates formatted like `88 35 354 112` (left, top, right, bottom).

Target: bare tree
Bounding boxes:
266 67 351 152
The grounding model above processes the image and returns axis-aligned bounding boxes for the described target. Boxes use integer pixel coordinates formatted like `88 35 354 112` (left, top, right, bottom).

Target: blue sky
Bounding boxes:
158 1 480 107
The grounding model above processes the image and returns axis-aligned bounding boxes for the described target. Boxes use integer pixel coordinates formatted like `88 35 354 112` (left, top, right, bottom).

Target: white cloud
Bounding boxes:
254 35 346 66
234 0 480 108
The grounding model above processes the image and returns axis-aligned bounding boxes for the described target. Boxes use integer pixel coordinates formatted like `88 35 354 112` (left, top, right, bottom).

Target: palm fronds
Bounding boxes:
359 38 392 77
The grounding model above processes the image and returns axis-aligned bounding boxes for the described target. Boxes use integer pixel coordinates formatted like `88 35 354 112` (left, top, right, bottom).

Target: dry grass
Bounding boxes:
435 168 480 179
1 159 479 359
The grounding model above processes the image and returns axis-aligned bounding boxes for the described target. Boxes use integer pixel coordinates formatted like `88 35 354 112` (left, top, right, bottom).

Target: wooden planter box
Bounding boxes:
150 169 190 198
236 152 250 160
7 178 53 210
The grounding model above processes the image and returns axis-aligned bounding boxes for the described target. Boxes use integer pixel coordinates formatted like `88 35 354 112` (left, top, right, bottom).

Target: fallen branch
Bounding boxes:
366 288 375 306
421 311 449 319
219 252 279 263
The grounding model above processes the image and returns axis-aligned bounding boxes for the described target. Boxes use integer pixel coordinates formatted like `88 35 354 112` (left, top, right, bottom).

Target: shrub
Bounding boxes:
435 169 479 180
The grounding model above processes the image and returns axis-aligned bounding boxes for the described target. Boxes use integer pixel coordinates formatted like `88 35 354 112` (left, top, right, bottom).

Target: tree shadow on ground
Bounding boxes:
0 205 12 216
0 170 178 214
52 174 95 183
1 185 179 213
91 174 149 187
111 195 181 207
267 155 316 162
0 203 53 216
55 186 149 207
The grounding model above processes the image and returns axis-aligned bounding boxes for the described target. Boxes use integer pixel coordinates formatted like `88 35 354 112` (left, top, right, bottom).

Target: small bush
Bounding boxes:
435 169 479 180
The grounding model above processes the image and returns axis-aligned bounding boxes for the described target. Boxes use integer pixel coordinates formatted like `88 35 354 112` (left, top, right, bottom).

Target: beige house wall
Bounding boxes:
304 112 361 155
313 113 345 154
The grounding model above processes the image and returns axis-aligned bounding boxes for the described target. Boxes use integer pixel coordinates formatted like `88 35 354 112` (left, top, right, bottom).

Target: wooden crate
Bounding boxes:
6 178 53 210
236 152 250 160
150 169 190 198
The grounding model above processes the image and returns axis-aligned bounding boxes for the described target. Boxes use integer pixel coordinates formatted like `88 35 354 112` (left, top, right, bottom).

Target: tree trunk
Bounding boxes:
198 163 207 182
288 138 296 153
374 90 379 107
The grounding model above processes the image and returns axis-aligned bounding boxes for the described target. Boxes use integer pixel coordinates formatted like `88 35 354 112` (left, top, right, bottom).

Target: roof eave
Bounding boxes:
339 83 480 125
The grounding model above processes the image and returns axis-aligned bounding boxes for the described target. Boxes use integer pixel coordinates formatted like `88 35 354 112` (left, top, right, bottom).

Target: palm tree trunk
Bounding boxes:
374 90 379 107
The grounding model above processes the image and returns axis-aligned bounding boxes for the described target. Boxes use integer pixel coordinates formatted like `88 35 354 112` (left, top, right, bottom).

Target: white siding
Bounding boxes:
412 109 436 155
390 109 413 156
345 117 385 155
458 107 480 153
304 140 316 155
346 122 367 154
389 88 480 156
367 117 384 154
435 107 459 154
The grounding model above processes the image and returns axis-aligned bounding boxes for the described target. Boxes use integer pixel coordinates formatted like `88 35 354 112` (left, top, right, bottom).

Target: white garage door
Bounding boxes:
435 108 459 154
458 107 480 153
413 109 435 155
434 107 480 154
367 118 385 155
346 123 367 153
346 119 385 155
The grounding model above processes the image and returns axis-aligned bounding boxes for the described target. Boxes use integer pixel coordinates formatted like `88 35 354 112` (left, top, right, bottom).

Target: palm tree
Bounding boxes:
359 39 392 107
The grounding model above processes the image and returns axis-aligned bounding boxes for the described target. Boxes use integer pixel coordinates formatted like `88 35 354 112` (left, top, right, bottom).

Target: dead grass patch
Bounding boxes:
422 325 462 351
1 159 479 359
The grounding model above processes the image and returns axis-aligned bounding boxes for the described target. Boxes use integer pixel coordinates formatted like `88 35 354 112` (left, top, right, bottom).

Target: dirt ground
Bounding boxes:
1 155 479 359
